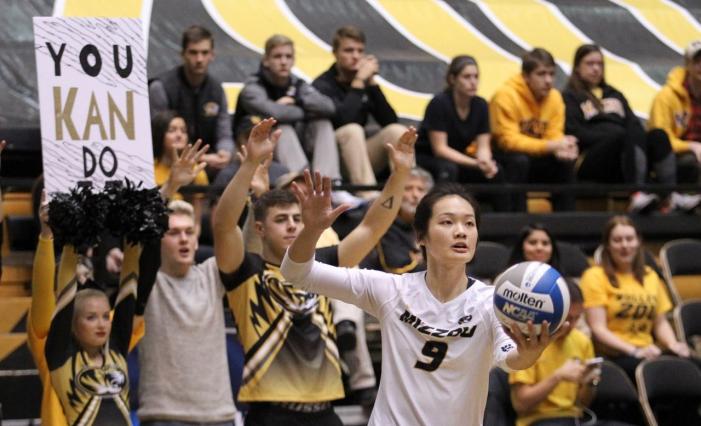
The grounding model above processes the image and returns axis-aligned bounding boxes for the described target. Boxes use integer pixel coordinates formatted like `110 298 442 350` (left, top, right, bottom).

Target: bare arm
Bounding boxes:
429 130 479 168
30 198 55 338
337 127 417 267
213 118 279 274
654 313 691 357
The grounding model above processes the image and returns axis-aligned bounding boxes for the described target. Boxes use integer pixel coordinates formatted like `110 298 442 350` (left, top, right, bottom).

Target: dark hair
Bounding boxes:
413 183 480 259
332 25 366 52
601 215 645 287
181 25 213 51
508 223 561 271
522 47 556 74
151 110 184 160
566 44 605 110
253 189 299 221
445 55 478 90
567 279 584 305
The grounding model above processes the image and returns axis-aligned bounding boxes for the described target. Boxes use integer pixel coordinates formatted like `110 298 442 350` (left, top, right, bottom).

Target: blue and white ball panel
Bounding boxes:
493 262 570 335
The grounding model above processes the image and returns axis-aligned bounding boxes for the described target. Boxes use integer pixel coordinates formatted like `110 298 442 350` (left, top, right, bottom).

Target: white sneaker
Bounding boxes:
628 192 659 214
670 192 701 213
331 190 366 209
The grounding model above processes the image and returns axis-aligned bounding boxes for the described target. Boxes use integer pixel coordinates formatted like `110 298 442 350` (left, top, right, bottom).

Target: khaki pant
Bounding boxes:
335 123 407 185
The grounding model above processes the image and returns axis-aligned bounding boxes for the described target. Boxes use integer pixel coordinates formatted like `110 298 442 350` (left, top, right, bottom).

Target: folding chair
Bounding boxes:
483 367 516 426
469 241 509 284
636 356 701 426
589 360 645 425
660 239 701 304
673 299 701 357
556 241 590 280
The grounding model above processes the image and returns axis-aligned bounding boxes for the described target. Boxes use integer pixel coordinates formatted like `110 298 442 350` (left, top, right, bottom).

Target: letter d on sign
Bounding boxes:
83 147 96 177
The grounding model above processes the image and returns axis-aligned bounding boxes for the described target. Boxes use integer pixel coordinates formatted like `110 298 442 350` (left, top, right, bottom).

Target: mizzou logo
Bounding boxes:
75 364 127 397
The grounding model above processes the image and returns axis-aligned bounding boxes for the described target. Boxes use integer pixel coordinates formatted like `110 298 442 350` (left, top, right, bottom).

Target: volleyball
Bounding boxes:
493 261 570 336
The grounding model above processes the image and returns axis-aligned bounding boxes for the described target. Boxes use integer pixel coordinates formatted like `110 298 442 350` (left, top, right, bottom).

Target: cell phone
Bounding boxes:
585 357 604 367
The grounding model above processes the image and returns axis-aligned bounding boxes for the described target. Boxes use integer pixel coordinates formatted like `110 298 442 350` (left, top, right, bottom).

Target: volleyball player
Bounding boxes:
281 177 568 426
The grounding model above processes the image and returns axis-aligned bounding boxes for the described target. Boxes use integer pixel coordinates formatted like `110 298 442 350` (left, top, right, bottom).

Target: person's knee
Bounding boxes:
335 123 365 145
504 153 531 179
646 128 673 159
383 123 407 138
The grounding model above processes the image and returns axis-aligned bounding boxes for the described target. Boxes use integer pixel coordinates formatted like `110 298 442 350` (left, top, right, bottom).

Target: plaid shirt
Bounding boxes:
683 79 701 141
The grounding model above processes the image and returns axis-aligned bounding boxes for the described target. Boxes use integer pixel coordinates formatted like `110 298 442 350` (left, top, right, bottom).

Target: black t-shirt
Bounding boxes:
417 91 490 155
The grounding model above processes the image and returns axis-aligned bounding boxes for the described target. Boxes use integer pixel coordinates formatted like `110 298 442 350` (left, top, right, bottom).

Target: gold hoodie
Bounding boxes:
490 74 565 155
649 66 692 153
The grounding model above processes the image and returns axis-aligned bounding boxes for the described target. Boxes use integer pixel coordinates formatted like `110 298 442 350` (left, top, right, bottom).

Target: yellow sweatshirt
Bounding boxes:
648 66 692 153
490 74 565 155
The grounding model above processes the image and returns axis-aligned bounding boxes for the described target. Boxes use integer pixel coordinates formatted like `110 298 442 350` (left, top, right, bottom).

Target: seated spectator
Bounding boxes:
151 110 209 230
649 40 701 190
416 55 510 212
313 25 406 196
490 48 577 212
509 282 614 426
361 166 433 273
234 34 341 182
564 44 695 214
580 215 691 380
508 223 561 271
149 25 233 178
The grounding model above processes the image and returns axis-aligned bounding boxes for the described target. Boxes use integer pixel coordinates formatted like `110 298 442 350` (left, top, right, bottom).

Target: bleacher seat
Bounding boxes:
660 239 701 304
636 356 701 426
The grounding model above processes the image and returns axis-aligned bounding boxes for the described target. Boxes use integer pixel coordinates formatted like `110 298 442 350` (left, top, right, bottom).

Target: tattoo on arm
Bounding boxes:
381 196 394 209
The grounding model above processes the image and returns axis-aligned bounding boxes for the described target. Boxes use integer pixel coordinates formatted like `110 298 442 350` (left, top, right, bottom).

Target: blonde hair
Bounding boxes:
168 199 195 220
264 34 294 56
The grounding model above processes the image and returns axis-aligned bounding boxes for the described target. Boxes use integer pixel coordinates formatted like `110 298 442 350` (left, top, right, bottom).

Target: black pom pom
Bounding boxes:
48 185 109 253
105 178 169 245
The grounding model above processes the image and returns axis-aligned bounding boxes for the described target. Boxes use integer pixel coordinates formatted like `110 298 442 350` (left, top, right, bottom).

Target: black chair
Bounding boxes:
469 241 510 284
589 360 645 425
636 356 701 426
674 299 701 357
556 241 589 279
483 367 516 426
660 239 701 303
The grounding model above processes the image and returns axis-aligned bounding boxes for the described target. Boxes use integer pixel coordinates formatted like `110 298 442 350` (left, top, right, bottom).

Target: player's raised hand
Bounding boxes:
387 126 417 173
244 118 280 165
291 170 350 233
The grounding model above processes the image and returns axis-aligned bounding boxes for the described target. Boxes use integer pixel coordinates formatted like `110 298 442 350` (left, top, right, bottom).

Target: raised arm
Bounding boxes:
112 242 142 356
337 127 416 267
30 197 56 338
213 118 280 273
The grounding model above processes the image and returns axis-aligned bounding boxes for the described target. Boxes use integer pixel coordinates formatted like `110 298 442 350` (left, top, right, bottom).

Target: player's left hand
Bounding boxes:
505 320 570 368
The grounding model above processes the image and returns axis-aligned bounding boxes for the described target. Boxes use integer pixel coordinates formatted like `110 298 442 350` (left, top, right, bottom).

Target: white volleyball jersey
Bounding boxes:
281 256 516 426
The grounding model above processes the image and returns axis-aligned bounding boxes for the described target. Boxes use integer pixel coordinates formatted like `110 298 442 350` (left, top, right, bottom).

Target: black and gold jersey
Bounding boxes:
49 346 130 426
46 273 137 426
228 246 344 403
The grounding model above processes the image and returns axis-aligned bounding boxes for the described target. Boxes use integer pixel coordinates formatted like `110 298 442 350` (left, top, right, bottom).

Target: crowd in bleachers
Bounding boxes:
2 20 701 426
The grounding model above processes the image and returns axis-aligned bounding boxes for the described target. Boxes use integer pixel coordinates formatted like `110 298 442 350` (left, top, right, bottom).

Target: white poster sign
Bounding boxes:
33 17 154 195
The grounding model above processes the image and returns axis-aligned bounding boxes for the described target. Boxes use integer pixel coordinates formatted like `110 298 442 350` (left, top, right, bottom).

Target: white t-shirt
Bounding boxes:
281 254 516 426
